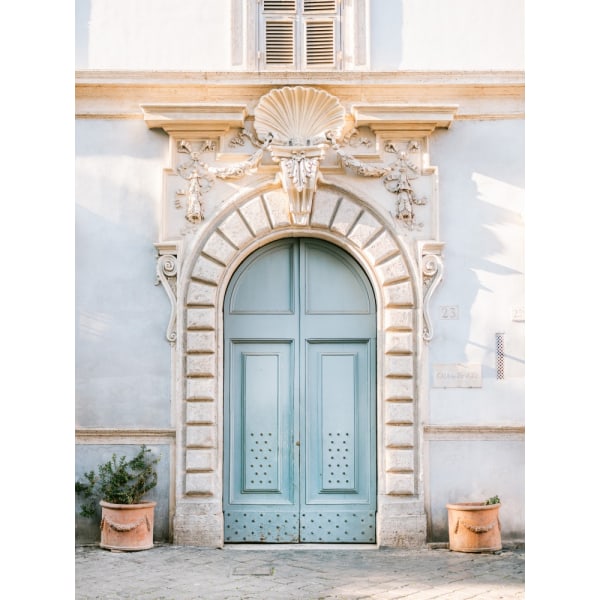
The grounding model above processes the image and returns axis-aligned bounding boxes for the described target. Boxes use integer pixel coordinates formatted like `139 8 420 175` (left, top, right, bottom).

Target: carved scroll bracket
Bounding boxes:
419 241 445 342
154 244 179 344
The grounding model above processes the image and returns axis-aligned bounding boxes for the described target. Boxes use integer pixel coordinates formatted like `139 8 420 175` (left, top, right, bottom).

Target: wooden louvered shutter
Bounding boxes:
264 0 296 10
265 19 295 66
263 0 296 67
303 0 337 13
303 0 337 68
305 19 335 66
261 0 340 70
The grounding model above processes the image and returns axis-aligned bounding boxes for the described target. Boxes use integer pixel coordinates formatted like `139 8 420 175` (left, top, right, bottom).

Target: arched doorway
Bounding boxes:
174 185 424 548
223 238 377 543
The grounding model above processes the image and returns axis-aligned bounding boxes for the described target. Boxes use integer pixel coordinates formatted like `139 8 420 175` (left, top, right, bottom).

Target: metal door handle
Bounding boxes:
295 440 300 446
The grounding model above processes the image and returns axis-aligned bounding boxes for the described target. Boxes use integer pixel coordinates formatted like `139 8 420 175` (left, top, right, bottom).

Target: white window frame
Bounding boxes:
234 0 369 71
258 0 342 71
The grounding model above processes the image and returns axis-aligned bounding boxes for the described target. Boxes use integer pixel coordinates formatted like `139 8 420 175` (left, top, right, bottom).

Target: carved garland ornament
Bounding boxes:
329 136 428 230
101 515 152 533
149 87 448 342
171 89 429 229
175 140 265 223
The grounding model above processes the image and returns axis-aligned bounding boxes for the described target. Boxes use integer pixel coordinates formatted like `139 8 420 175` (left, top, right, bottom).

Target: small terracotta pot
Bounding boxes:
99 500 156 551
446 502 501 553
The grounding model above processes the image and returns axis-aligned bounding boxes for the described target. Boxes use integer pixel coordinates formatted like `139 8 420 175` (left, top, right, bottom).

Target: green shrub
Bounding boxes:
75 446 159 518
485 495 500 505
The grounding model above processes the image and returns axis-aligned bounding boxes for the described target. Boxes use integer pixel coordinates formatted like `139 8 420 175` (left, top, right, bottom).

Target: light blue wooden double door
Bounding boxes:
224 238 376 543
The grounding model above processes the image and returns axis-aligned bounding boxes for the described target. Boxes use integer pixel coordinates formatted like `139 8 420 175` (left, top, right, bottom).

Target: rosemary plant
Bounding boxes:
75 445 159 518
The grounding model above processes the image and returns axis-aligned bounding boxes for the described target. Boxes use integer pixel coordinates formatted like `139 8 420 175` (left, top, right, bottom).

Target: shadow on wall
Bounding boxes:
425 120 525 543
428 440 525 541
429 120 525 372
75 204 171 428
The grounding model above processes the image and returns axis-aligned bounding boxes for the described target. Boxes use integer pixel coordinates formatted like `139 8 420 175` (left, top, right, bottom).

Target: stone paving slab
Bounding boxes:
75 544 524 600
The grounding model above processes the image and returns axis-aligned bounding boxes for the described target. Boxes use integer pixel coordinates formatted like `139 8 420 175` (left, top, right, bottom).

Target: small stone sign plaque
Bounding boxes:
432 363 482 388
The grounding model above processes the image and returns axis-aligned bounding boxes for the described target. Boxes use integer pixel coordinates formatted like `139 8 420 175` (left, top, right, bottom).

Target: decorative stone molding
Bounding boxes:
174 139 264 223
142 90 455 235
351 104 458 138
423 425 525 441
75 428 176 443
78 71 523 121
419 241 445 342
141 104 248 136
254 86 346 225
172 184 427 547
155 243 179 344
329 137 431 230
383 148 428 230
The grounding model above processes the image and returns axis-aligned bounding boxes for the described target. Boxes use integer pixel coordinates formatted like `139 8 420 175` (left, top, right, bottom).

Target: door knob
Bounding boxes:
295 440 300 446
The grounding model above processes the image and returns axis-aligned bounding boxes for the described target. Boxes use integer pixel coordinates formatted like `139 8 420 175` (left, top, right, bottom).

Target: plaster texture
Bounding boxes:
428 440 525 541
75 120 172 428
76 0 524 71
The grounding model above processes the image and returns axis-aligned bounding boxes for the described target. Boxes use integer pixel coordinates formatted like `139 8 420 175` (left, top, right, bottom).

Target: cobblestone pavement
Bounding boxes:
75 543 524 599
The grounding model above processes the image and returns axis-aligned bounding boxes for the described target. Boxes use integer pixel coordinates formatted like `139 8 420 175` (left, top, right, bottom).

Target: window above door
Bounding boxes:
252 0 369 71
260 0 341 70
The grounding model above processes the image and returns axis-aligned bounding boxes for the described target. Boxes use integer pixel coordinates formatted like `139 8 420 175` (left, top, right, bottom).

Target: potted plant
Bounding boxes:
446 495 502 553
75 445 160 551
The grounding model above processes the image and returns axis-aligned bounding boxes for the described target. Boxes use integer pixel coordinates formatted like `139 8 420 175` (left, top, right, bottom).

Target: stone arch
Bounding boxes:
174 183 424 546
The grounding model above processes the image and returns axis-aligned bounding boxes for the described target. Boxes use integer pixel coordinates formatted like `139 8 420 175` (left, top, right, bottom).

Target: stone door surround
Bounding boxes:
171 183 428 547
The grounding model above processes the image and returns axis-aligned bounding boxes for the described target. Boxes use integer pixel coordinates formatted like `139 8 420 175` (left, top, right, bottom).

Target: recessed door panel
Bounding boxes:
301 341 375 542
224 239 376 543
228 243 295 314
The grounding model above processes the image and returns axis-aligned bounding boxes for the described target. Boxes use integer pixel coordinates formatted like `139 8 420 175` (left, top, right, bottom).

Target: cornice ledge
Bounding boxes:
75 427 177 442
76 69 524 87
423 424 525 441
424 425 525 434
141 103 248 134
352 104 458 135
77 71 523 121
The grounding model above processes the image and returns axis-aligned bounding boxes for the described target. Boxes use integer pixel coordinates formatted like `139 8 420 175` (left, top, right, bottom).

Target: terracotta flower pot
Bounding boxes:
446 502 502 553
99 500 156 551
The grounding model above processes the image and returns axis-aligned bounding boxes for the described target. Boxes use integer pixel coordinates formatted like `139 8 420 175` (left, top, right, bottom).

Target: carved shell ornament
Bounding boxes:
254 86 346 146
254 87 346 225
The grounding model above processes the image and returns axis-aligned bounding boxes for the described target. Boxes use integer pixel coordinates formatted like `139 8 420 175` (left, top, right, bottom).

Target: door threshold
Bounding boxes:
225 543 378 550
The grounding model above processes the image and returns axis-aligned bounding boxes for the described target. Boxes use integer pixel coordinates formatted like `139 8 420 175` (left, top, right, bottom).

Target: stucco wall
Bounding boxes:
75 0 524 71
373 0 524 70
426 119 525 540
430 119 525 410
428 440 524 541
75 120 171 428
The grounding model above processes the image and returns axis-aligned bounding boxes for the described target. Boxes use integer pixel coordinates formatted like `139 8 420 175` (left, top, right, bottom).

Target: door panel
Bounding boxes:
229 243 295 314
301 341 375 542
229 343 295 501
304 243 371 314
304 342 373 501
224 239 376 543
224 340 299 542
